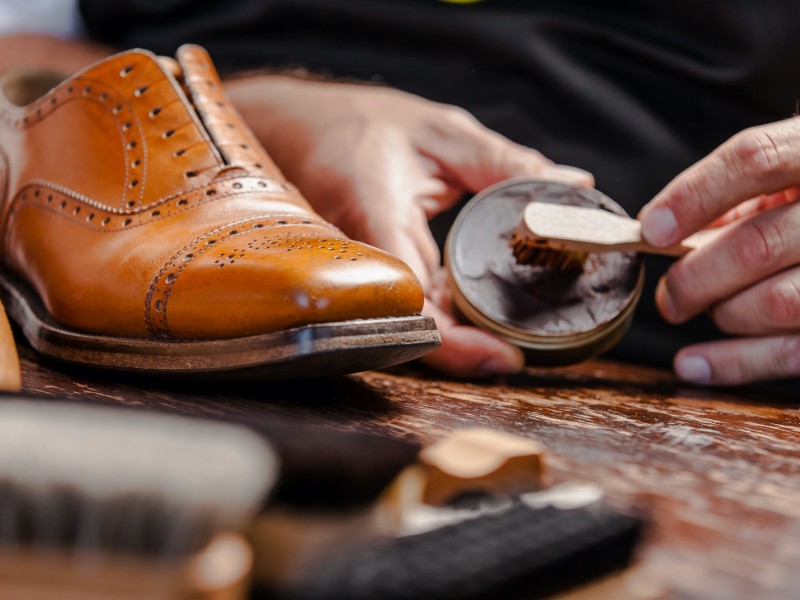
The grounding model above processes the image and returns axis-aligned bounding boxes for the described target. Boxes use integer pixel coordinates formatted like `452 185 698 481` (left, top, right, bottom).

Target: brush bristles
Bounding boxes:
509 231 588 272
0 401 278 559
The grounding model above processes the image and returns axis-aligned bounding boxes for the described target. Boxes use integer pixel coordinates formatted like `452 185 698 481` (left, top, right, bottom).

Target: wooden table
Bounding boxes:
17 344 800 600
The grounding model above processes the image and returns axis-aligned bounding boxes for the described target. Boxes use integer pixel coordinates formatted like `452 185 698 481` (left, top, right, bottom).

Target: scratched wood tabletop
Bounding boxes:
16 343 800 600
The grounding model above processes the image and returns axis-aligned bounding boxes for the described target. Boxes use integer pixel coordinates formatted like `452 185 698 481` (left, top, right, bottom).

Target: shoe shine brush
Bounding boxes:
0 399 278 600
288 429 650 600
509 200 719 271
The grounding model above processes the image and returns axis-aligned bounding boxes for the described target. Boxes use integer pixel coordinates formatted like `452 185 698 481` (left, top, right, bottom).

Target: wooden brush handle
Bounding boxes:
522 202 724 257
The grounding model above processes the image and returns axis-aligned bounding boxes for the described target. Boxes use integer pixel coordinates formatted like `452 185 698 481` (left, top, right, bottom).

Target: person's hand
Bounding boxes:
639 117 800 385
0 34 111 75
227 76 593 376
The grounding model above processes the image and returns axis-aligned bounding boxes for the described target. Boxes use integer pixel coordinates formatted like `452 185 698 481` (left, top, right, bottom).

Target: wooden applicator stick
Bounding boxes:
510 201 722 270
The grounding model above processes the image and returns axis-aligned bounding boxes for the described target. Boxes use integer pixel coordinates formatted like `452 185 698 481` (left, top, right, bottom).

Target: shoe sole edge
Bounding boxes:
0 268 440 379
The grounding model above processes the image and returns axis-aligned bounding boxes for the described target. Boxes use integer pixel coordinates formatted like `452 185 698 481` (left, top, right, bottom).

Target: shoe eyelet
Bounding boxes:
86 213 94 222
82 86 91 96
232 182 242 190
206 189 216 196
122 121 132 131
148 107 162 118
134 86 148 97
99 92 109 101
177 199 188 206
130 179 139 188
112 104 123 114
184 171 197 178
127 141 137 149
151 210 160 217
173 149 186 157
101 217 111 226
72 206 80 216
161 130 174 139
123 218 132 226
131 159 141 168
120 66 133 77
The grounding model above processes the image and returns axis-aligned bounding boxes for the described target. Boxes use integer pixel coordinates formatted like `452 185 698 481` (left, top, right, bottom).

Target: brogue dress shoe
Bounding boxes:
0 45 439 378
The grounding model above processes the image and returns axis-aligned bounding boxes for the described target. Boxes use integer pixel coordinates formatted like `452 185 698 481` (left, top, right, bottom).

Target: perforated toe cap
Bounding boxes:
149 226 424 340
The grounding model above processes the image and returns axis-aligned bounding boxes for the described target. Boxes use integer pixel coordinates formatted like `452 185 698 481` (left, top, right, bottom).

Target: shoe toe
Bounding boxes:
152 228 424 339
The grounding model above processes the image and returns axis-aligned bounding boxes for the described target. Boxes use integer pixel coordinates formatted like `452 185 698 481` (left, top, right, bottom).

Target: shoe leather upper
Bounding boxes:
0 45 424 339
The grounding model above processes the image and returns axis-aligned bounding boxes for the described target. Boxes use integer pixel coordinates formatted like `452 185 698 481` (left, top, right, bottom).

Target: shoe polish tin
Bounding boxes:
444 179 644 366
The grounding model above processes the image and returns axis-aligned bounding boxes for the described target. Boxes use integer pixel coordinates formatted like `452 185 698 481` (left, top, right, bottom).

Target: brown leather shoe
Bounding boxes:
0 45 439 378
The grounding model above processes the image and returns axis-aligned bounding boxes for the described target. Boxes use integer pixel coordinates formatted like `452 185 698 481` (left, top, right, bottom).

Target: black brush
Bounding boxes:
286 485 646 600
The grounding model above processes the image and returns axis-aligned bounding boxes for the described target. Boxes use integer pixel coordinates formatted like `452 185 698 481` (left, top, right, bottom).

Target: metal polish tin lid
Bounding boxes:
444 179 645 366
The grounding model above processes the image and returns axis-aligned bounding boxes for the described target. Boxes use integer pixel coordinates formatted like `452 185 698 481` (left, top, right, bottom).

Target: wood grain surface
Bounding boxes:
16 343 800 600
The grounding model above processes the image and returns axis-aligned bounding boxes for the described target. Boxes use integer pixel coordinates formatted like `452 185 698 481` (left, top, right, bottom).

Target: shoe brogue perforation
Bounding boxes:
177 46 276 175
0 76 146 210
144 215 336 339
6 175 298 236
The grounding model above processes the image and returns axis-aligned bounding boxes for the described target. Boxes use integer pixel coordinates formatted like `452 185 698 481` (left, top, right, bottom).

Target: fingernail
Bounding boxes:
656 279 680 322
641 206 678 247
480 349 525 375
676 355 712 384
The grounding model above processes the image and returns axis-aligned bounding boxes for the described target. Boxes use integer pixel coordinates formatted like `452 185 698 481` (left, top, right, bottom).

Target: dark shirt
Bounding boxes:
79 0 800 370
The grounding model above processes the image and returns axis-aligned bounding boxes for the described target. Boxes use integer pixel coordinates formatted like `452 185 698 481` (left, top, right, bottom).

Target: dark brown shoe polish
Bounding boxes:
445 180 644 366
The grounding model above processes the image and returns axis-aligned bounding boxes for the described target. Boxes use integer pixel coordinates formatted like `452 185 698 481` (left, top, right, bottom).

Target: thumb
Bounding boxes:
430 111 593 192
